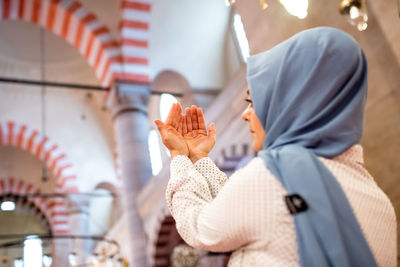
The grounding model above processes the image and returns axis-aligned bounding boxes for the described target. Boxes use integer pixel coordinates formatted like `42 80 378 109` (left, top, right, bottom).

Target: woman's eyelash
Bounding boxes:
244 99 252 103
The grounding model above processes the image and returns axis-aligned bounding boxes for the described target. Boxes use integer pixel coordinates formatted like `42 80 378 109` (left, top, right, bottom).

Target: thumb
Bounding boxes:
154 120 165 132
208 123 216 140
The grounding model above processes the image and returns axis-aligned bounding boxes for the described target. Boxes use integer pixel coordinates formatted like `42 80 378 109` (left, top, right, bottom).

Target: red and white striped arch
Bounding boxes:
0 121 79 193
0 0 122 86
0 177 69 234
118 0 151 83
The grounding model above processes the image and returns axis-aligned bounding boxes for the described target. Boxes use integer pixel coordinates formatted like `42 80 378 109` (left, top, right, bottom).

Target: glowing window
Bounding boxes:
24 236 42 267
159 93 178 122
148 130 163 176
233 14 250 62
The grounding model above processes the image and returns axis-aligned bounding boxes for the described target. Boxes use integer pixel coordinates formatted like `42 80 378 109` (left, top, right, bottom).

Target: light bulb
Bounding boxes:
260 0 268 10
339 0 368 31
105 257 114 267
86 254 99 265
115 257 124 267
349 6 360 19
43 254 52 267
1 201 15 211
68 252 78 266
280 0 308 19
225 0 236 6
14 258 23 267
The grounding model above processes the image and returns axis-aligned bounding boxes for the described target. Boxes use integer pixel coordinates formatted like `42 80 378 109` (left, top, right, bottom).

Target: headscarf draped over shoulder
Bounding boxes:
247 27 377 267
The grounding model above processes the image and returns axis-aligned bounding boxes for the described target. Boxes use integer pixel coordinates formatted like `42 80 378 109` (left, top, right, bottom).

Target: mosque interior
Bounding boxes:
0 0 399 266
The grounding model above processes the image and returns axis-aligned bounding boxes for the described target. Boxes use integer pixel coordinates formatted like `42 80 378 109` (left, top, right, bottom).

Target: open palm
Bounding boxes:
155 103 189 157
182 106 216 161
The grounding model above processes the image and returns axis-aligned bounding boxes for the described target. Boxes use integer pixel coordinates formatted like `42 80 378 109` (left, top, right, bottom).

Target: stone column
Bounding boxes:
107 82 152 267
68 195 92 265
50 195 91 267
51 238 69 267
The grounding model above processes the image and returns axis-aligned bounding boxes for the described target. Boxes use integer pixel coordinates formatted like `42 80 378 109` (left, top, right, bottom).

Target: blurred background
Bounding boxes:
0 0 398 266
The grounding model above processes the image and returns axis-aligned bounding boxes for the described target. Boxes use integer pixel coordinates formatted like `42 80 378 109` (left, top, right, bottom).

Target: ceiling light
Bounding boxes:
68 252 78 266
1 201 15 211
42 254 52 267
260 0 268 9
0 235 122 267
86 252 99 265
115 257 125 267
280 0 308 19
225 0 267 9
105 257 114 267
14 258 23 267
339 0 368 31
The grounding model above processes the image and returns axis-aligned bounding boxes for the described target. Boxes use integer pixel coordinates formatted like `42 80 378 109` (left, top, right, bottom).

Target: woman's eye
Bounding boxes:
245 99 253 107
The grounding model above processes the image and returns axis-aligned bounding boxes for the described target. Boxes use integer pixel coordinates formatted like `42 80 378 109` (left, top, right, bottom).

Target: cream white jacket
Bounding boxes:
166 146 397 266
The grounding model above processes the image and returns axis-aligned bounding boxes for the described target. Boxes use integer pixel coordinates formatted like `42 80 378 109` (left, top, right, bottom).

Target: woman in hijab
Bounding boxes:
154 27 396 267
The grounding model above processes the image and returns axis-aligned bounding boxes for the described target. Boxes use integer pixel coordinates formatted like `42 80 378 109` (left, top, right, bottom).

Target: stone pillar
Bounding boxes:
51 238 69 267
68 195 92 265
50 197 91 267
107 82 152 267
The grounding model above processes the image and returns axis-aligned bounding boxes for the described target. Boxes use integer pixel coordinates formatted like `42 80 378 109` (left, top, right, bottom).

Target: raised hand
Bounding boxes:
154 103 189 158
182 106 216 163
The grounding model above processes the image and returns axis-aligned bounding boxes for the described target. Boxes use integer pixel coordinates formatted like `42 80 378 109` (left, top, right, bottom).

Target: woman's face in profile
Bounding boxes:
242 90 266 151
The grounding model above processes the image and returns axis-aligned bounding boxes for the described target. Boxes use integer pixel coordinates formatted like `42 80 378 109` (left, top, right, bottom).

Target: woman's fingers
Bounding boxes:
182 114 188 135
197 108 206 130
186 108 193 132
178 115 183 134
191 106 199 130
165 103 183 129
154 119 166 135
171 104 180 129
176 102 182 114
208 123 216 140
165 103 176 125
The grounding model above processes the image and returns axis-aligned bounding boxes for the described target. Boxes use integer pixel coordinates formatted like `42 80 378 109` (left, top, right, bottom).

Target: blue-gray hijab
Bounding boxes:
247 27 377 267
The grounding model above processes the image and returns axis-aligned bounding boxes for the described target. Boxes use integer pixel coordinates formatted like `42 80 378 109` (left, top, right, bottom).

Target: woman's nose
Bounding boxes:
242 106 250 121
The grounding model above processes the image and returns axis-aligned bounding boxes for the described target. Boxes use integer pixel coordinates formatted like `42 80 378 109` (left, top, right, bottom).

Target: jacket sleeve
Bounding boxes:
193 157 228 198
166 155 263 252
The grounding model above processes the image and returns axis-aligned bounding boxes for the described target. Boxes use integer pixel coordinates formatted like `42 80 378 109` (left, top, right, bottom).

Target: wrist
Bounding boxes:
189 153 208 163
170 150 189 159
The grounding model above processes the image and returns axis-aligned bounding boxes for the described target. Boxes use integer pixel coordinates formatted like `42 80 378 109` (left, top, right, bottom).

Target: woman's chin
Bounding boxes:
252 141 262 152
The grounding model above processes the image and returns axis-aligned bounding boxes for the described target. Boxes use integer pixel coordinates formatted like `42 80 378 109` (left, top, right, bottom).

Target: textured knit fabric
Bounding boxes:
247 27 374 266
166 145 397 267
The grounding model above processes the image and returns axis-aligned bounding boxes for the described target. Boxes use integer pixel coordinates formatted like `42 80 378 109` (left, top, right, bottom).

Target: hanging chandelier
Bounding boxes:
225 0 369 31
339 0 368 31
0 234 127 267
225 0 308 19
0 193 125 267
